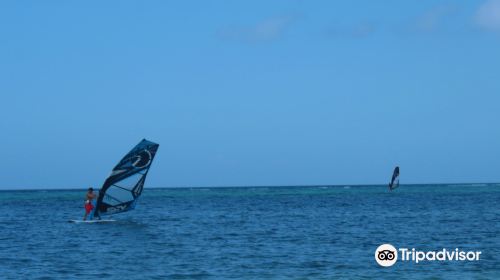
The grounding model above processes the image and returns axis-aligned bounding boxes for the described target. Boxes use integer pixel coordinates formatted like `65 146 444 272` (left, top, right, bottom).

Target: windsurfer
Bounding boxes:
83 187 97 221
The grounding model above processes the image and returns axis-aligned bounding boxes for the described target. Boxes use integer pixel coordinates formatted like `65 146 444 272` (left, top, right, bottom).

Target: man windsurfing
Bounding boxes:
83 187 97 221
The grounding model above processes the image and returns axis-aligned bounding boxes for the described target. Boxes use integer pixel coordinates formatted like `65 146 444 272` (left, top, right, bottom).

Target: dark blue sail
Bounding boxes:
94 139 159 218
389 166 400 191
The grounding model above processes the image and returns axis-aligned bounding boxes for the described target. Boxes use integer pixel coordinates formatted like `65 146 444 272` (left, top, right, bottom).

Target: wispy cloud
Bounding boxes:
414 5 457 32
218 15 298 43
476 0 500 31
325 22 376 39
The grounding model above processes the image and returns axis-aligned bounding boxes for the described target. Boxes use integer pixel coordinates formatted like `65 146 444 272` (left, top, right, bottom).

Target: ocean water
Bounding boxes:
1 184 499 279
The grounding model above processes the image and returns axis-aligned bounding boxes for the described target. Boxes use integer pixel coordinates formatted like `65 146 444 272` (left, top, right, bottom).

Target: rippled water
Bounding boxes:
1 185 499 279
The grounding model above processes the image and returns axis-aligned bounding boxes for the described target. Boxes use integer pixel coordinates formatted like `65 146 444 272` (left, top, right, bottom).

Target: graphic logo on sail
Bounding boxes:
132 149 152 168
106 204 128 213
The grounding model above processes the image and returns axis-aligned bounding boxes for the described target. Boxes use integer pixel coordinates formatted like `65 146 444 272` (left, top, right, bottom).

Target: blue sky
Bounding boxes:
1 1 500 189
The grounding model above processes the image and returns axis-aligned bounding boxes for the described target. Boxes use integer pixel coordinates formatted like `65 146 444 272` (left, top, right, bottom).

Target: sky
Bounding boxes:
1 0 500 189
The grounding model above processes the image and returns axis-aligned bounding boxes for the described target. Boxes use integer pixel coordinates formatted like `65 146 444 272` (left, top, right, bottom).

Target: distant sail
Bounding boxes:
94 139 159 218
389 166 400 190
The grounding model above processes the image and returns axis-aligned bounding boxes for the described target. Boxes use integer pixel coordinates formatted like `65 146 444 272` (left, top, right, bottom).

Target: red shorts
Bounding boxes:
85 203 94 214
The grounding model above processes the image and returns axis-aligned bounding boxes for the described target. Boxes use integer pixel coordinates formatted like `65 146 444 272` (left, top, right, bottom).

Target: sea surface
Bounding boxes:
1 184 499 279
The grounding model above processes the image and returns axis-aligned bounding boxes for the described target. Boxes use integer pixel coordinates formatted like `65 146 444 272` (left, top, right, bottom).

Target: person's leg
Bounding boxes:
89 201 96 220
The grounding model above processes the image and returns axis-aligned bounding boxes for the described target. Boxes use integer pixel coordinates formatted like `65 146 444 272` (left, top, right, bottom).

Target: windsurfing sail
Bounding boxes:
389 166 400 190
94 139 159 218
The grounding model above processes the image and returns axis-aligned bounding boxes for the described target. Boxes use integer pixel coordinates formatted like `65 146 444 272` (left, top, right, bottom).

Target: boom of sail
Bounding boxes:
389 166 400 190
94 139 159 218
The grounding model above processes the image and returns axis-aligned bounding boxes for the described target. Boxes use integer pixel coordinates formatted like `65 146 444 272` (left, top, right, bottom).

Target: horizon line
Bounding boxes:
1 182 499 191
